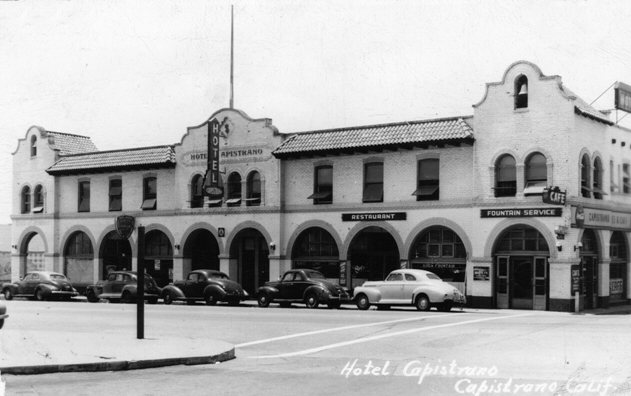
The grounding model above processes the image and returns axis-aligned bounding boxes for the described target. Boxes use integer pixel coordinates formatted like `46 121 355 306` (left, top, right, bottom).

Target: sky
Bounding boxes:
1 0 631 225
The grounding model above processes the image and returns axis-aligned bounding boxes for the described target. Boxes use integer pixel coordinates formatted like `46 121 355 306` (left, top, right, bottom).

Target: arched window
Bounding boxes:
581 154 591 198
592 158 605 199
495 155 516 197
524 153 547 195
33 185 44 213
246 171 261 206
515 75 528 109
226 172 242 206
64 231 94 286
30 135 37 157
293 227 340 279
21 186 31 213
190 174 204 208
145 231 173 257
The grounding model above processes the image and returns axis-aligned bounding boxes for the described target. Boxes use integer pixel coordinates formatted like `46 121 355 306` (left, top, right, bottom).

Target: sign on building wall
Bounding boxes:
615 82 631 113
473 267 489 281
571 265 580 294
480 208 562 218
342 212 407 221
204 118 222 196
542 187 566 205
115 215 135 239
571 206 631 230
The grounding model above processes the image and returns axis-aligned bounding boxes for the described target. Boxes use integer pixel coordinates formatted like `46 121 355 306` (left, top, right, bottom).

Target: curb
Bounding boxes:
0 347 235 375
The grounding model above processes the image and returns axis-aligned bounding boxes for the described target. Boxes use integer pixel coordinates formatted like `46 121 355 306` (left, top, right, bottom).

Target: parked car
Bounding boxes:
162 269 249 306
2 271 79 301
257 269 352 309
0 301 7 329
353 269 466 312
86 271 162 304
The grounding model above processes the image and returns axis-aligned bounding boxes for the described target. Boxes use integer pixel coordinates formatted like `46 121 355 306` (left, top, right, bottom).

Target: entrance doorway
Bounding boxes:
348 226 399 290
497 256 547 310
230 229 269 296
578 229 599 310
495 226 550 311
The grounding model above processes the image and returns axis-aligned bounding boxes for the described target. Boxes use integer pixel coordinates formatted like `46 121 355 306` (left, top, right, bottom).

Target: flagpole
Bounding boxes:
230 5 234 109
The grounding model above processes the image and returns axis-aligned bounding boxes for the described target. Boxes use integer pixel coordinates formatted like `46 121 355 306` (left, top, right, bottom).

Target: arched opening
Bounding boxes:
229 228 269 296
348 226 399 290
515 75 528 109
494 226 549 310
579 229 599 309
292 227 341 284
144 230 173 287
410 226 467 294
22 233 45 275
183 229 220 272
609 231 627 305
524 152 547 195
246 171 261 206
21 186 31 214
190 174 204 208
495 155 516 197
227 172 242 206
100 231 132 279
581 154 591 198
64 231 94 292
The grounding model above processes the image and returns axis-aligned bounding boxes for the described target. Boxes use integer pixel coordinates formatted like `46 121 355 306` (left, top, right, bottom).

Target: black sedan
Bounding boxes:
85 271 162 304
161 269 248 306
2 271 79 301
257 269 351 309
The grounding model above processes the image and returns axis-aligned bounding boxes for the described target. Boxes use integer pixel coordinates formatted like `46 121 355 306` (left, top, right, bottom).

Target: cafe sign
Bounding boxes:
115 215 135 239
542 187 566 206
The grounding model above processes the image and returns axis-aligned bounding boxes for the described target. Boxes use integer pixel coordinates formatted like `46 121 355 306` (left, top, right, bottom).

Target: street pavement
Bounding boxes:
0 297 629 376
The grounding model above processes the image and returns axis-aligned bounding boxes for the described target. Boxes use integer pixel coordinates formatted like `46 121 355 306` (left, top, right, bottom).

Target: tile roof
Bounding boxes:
47 146 176 175
47 132 99 155
273 116 474 158
561 86 614 125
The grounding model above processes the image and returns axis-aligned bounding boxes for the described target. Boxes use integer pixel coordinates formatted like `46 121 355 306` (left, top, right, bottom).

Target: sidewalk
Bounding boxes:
0 325 235 375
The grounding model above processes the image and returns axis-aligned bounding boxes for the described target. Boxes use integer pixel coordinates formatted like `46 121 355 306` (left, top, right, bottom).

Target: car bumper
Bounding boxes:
49 291 79 297
328 295 352 303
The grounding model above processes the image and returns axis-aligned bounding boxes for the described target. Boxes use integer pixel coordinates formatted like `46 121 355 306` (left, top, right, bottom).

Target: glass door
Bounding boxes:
497 256 509 309
533 257 547 310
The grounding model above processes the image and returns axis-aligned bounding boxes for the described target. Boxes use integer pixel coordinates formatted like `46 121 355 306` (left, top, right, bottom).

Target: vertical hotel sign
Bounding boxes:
204 118 222 197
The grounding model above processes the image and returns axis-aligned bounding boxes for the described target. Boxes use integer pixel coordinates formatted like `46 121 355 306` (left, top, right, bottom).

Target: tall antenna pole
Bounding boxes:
229 5 234 109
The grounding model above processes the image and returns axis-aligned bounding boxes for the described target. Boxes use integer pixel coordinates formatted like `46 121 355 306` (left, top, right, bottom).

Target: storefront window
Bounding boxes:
609 232 627 302
412 227 466 282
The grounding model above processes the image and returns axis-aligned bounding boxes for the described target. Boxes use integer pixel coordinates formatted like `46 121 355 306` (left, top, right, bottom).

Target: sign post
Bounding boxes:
571 265 580 313
137 226 145 339
115 216 144 339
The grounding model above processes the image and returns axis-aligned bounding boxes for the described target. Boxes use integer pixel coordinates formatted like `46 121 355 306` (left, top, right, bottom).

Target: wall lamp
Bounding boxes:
269 242 276 251
555 241 562 252
174 244 181 250
574 242 583 252
11 244 17 249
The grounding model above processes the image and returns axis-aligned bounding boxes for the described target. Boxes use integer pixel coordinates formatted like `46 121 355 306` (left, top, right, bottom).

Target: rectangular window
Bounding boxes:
142 177 157 210
109 179 122 211
413 159 439 201
309 166 333 204
363 162 383 203
624 164 630 194
78 181 90 212
610 160 618 193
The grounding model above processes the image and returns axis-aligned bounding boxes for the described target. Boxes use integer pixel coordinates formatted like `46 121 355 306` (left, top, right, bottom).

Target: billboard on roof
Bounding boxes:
615 82 631 113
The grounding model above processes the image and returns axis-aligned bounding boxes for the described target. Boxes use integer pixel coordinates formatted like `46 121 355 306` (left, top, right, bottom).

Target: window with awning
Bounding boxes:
363 162 383 203
414 159 439 201
310 165 332 204
109 179 122 211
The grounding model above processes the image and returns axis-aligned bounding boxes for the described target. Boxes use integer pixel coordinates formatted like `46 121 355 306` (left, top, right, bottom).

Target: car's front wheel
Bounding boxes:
163 292 173 305
305 293 319 309
205 293 217 306
35 288 45 301
86 291 99 303
121 291 133 304
257 293 270 308
3 289 13 301
355 294 370 310
415 295 431 311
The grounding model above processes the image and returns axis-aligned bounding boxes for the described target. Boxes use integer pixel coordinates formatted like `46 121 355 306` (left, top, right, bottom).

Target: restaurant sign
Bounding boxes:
542 187 566 206
572 206 631 230
481 208 562 218
342 212 407 221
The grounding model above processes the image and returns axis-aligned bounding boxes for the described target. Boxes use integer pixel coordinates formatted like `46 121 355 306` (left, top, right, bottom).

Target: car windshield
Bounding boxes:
306 272 325 279
426 273 441 280
210 273 229 280
49 274 67 280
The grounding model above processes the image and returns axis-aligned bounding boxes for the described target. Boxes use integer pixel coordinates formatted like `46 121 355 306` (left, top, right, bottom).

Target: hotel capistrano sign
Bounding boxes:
572 206 631 230
182 147 270 166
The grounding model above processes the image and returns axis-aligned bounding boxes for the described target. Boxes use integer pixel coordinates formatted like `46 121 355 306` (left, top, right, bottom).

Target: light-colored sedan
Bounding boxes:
353 269 465 312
